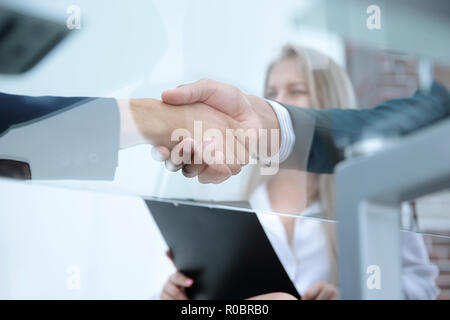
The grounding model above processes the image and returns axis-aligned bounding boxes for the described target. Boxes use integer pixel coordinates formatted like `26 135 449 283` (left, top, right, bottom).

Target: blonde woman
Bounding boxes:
160 45 439 300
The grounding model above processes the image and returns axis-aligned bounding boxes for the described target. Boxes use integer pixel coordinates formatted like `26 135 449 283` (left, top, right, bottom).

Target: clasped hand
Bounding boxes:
127 79 280 183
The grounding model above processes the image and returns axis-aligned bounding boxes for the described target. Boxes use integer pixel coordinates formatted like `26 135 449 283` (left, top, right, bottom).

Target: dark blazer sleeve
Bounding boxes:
281 81 450 173
0 93 120 180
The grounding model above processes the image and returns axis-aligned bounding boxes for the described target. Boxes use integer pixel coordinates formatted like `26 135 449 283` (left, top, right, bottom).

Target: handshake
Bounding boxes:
119 79 283 183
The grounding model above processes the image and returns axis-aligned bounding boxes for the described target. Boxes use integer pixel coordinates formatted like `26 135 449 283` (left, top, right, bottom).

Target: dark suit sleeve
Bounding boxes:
281 81 450 173
0 93 120 179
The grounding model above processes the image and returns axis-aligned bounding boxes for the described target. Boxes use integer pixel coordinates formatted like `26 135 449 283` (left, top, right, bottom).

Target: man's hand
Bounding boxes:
153 79 280 183
117 94 260 183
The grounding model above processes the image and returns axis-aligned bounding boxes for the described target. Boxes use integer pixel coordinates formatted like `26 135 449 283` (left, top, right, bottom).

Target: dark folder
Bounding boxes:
145 198 300 300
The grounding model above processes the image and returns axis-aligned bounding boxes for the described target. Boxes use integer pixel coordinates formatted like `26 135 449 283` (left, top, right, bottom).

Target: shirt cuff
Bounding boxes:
265 100 296 163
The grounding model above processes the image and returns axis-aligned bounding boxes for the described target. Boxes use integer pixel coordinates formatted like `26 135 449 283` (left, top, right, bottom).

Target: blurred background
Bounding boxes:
0 0 449 299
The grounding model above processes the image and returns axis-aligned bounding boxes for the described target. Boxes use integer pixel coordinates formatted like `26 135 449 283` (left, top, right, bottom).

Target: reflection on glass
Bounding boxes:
154 207 442 300
150 200 339 300
0 159 31 180
1 0 449 301
398 230 440 299
406 190 450 238
245 44 356 222
423 233 450 300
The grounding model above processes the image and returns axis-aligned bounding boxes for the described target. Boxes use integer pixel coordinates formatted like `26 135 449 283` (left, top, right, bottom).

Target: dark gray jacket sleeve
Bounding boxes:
0 96 120 180
281 81 450 173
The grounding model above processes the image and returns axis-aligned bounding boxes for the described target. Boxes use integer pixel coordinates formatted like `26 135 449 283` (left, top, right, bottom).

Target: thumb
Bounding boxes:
161 78 248 119
162 79 217 105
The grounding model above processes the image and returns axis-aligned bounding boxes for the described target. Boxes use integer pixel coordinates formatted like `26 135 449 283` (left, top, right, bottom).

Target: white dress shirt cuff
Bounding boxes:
265 100 296 163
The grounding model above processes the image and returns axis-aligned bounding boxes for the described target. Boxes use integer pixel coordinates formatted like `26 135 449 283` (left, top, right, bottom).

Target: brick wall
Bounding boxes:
345 44 419 109
345 42 450 300
426 232 450 299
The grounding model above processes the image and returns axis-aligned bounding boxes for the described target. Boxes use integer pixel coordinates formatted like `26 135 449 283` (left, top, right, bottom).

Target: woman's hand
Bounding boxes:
247 292 298 300
160 250 194 300
302 281 338 300
160 271 194 300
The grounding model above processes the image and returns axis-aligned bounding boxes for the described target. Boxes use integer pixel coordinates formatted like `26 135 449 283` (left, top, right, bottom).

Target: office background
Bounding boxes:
0 0 449 299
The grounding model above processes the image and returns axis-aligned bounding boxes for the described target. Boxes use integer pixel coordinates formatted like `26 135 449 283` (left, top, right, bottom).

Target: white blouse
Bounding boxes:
249 184 440 299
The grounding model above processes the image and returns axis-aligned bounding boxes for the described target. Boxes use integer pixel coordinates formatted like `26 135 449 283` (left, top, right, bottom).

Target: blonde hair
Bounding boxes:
250 44 358 287
264 45 356 111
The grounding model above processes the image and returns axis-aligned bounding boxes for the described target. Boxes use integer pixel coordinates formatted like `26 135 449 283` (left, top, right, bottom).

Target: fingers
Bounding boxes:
247 292 297 300
157 77 263 186
160 138 193 172
161 78 248 119
161 281 188 300
316 287 337 300
195 146 243 183
152 137 204 169
182 163 207 178
161 78 218 106
164 138 200 174
302 282 323 300
165 160 183 172
198 163 232 184
154 139 249 185
169 272 194 288
151 146 170 161
302 281 338 300
197 147 239 184
154 137 244 184
161 271 194 300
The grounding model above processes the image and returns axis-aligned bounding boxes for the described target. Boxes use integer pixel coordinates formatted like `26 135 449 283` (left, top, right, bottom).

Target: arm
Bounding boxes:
0 93 120 179
281 81 450 173
0 92 242 180
155 79 450 182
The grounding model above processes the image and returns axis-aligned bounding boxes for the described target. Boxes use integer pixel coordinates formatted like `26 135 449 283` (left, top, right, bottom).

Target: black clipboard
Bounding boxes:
144 197 300 300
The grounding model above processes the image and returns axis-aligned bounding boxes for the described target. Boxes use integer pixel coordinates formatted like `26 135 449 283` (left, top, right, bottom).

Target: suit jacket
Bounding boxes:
281 81 450 173
0 82 448 179
0 93 119 179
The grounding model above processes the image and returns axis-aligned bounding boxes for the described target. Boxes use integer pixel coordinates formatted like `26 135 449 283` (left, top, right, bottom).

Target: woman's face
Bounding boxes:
265 57 312 108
